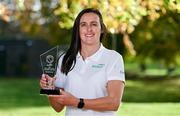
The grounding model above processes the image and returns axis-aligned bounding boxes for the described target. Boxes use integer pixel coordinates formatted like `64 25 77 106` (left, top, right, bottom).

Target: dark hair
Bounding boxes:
61 8 107 75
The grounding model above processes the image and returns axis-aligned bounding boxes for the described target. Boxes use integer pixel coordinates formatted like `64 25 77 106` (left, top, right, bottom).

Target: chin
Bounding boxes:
84 42 94 46
83 41 99 46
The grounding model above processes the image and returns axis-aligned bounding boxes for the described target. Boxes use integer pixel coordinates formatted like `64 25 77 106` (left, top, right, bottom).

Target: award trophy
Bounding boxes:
40 46 60 95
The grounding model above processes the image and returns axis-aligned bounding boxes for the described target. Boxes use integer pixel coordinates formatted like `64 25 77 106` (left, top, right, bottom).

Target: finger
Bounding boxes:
60 89 66 95
42 74 49 81
45 75 54 84
41 77 47 82
45 74 53 79
58 98 64 104
40 76 47 83
40 80 47 85
40 82 46 88
53 76 57 81
48 95 60 97
40 77 49 87
41 74 47 81
42 74 45 78
40 74 48 88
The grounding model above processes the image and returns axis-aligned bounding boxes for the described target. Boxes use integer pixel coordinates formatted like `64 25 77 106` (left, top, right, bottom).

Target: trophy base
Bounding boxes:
40 89 60 95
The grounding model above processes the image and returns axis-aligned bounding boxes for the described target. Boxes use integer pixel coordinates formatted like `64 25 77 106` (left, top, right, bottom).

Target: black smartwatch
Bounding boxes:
77 98 84 109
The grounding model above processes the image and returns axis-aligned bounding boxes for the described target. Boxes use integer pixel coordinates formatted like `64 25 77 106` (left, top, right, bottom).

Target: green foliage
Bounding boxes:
132 11 180 66
1 0 180 67
54 0 148 33
54 0 179 34
53 0 180 67
0 0 71 45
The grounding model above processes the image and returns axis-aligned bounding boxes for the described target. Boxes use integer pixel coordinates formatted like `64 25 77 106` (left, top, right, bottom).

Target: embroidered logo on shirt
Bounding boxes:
92 64 105 68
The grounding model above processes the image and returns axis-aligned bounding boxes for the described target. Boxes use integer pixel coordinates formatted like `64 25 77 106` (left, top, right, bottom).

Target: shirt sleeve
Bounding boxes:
107 54 125 83
54 55 66 88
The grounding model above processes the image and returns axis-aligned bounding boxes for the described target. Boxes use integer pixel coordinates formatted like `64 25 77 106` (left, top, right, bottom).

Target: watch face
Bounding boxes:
78 98 84 108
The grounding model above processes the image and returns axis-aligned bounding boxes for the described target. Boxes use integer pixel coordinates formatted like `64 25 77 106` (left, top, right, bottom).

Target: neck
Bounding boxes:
80 43 101 60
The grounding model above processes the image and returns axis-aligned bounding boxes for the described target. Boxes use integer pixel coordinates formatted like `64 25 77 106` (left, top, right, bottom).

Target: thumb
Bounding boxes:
45 74 52 79
60 89 65 95
53 76 57 81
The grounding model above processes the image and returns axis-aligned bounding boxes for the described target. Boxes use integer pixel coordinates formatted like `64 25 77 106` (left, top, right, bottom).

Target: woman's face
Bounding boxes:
79 13 101 46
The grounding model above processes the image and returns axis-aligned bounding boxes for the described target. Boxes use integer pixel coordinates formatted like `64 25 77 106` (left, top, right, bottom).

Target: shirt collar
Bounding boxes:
77 43 104 62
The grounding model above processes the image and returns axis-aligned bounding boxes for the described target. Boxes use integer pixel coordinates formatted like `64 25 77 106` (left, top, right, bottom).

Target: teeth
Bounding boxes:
85 34 93 37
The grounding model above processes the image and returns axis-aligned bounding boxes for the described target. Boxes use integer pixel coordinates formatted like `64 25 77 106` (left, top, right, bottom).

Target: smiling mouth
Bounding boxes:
85 34 94 37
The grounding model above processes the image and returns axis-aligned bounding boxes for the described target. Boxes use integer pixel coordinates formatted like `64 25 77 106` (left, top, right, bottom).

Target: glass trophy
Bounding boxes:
40 46 61 95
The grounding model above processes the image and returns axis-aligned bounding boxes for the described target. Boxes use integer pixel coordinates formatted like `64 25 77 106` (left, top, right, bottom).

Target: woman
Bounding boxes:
40 8 125 116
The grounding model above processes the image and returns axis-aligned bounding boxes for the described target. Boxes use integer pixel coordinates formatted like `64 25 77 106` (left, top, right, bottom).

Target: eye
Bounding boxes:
91 23 98 26
80 23 86 27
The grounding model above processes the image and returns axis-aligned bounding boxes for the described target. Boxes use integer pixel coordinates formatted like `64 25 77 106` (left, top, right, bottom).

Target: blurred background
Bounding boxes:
0 0 180 116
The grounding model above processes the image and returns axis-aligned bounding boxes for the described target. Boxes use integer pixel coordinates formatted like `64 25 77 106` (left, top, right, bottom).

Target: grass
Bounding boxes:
0 77 48 108
0 103 180 116
125 62 180 77
119 103 180 116
0 77 180 115
123 78 180 102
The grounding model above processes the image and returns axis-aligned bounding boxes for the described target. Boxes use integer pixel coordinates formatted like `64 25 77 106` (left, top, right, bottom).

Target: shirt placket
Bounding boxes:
79 58 89 74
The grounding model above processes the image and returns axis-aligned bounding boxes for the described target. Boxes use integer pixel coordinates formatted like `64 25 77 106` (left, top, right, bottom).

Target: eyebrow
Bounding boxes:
80 22 86 25
80 21 98 24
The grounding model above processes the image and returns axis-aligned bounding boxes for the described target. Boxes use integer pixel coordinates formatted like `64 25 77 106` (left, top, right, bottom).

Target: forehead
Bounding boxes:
80 12 100 22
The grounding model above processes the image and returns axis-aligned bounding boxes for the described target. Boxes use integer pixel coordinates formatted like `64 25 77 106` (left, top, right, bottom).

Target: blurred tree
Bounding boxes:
15 0 71 45
0 1 23 38
132 11 180 71
0 0 71 45
53 0 180 69
0 0 180 69
54 0 180 54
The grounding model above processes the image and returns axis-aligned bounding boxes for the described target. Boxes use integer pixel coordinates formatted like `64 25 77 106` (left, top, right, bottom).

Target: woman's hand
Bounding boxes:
47 89 65 112
39 74 55 89
48 90 79 107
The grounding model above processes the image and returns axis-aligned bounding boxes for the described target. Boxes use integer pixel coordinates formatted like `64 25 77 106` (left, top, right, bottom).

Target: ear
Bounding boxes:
101 28 104 33
101 24 105 33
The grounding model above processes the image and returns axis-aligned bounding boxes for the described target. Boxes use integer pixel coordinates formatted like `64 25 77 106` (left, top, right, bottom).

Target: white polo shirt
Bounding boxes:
54 44 125 116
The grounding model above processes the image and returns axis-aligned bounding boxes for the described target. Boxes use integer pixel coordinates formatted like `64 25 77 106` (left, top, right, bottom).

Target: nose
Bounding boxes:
87 25 92 32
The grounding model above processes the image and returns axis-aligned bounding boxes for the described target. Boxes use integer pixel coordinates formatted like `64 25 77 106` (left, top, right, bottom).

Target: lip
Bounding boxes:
85 34 94 37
